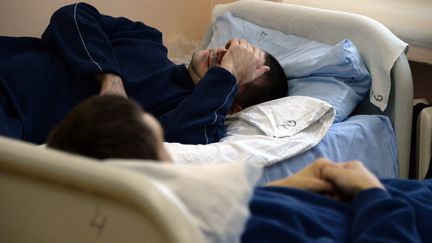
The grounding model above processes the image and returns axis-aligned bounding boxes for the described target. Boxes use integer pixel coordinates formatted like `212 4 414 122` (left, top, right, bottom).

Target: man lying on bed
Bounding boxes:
0 2 287 145
47 95 432 242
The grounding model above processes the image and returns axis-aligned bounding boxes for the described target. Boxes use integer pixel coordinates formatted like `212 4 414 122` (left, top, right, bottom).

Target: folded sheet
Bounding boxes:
165 96 335 166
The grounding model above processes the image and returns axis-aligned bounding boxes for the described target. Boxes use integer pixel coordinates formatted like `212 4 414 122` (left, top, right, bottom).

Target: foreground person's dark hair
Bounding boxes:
47 95 159 160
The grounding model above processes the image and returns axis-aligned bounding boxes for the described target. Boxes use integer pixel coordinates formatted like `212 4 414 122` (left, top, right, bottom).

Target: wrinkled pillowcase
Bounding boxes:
208 12 371 122
106 160 262 243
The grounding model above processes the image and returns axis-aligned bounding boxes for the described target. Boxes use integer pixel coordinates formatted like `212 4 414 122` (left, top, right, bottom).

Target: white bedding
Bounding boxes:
166 96 334 166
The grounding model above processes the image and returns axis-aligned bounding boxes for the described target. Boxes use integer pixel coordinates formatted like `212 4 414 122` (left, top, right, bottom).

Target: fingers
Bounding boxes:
267 176 336 194
309 157 338 178
216 49 227 64
314 157 335 164
209 49 218 67
304 178 337 193
221 39 269 84
252 44 265 64
321 165 359 198
224 38 239 49
320 160 360 181
295 157 336 182
321 160 385 197
251 65 270 80
291 158 384 200
239 38 248 48
225 38 251 51
341 160 364 170
321 166 345 182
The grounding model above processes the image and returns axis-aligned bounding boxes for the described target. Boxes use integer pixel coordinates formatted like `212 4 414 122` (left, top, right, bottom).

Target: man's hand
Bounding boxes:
220 39 270 85
267 158 385 201
321 160 385 199
95 73 128 98
267 158 337 194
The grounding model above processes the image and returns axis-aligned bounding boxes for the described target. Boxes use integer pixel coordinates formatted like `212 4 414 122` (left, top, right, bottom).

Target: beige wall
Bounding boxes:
0 0 235 41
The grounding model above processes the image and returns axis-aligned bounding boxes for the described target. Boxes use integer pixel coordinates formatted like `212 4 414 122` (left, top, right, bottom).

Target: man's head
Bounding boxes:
188 45 287 113
47 95 170 161
233 52 288 111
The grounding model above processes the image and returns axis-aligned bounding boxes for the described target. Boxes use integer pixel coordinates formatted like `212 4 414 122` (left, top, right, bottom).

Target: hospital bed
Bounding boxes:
199 0 413 179
0 1 415 242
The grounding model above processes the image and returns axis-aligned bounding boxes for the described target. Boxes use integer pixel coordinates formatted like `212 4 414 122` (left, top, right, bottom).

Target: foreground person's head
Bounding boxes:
47 95 171 161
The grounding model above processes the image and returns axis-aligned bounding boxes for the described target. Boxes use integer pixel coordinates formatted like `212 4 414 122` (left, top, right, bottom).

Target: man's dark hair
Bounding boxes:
47 95 159 160
236 52 288 108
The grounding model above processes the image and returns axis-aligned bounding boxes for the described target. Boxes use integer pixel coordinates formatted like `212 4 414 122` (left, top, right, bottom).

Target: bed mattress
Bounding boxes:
259 114 398 184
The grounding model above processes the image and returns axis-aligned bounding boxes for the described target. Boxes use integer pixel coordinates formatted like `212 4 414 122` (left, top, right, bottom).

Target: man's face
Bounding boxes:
188 45 268 114
188 48 227 84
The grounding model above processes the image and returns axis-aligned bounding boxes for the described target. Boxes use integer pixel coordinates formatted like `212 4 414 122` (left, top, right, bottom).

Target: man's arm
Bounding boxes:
268 159 421 241
41 3 122 78
41 2 160 96
266 158 337 194
348 189 420 242
160 39 269 144
94 73 127 97
159 67 237 144
322 161 421 242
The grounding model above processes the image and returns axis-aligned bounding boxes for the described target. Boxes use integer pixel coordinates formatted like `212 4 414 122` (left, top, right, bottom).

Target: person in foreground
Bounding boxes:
47 96 432 242
0 2 287 145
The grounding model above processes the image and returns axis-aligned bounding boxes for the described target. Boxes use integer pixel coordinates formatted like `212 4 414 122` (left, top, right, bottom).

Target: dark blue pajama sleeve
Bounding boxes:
41 2 124 78
42 3 161 77
350 188 421 242
159 67 237 144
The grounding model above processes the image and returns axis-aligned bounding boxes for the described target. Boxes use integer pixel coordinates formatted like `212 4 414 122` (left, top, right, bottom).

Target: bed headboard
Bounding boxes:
202 0 413 178
0 135 204 243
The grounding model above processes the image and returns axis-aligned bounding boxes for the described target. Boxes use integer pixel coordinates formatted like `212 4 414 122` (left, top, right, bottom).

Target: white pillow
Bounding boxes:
105 160 262 243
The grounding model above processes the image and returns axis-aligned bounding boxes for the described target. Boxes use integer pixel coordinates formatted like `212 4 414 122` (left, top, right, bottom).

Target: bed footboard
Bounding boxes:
0 136 204 243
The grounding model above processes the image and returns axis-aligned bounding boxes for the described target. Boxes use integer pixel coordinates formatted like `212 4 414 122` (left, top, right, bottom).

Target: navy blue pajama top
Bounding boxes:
242 179 432 242
0 2 237 144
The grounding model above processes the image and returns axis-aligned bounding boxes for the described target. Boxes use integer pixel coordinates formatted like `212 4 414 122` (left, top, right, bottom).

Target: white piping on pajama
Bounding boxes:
204 84 237 144
73 3 102 71
204 126 209 145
